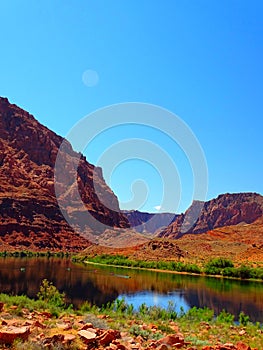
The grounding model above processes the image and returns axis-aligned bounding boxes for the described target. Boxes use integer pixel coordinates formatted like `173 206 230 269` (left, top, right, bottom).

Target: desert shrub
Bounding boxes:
83 313 108 329
127 303 134 315
250 267 263 280
85 255 201 274
239 311 250 326
205 258 234 275
183 306 214 322
79 301 98 314
129 325 151 339
114 298 128 313
204 265 221 275
221 267 236 277
183 263 201 274
237 265 252 279
206 258 234 269
217 309 234 323
138 302 148 316
37 279 65 308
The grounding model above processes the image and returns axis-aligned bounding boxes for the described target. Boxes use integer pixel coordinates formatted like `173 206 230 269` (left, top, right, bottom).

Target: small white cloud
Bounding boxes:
154 205 161 211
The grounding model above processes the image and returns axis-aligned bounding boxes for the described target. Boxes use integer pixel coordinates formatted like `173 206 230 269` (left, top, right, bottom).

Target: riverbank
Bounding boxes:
1 249 262 282
0 251 71 258
79 255 263 282
0 256 262 324
0 282 262 350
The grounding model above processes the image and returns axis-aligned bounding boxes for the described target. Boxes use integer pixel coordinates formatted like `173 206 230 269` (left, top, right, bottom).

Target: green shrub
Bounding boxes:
221 267 236 277
217 309 234 323
129 325 151 339
85 255 201 274
209 258 234 268
239 311 250 326
114 298 128 313
205 258 234 276
184 307 214 322
138 302 148 316
79 301 96 313
37 279 65 308
127 303 134 315
237 265 252 279
204 265 221 275
184 263 201 274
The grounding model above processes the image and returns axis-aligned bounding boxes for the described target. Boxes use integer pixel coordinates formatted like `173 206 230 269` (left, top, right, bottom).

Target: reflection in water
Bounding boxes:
0 258 262 322
119 291 190 314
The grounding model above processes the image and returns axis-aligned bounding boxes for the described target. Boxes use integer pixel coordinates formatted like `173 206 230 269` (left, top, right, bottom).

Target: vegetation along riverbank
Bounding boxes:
77 255 263 282
0 279 262 349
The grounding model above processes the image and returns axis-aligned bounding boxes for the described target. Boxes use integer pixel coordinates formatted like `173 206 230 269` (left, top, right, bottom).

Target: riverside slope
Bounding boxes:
0 97 129 251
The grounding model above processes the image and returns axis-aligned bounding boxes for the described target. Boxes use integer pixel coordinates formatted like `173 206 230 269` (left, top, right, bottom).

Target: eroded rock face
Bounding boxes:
0 97 129 251
158 193 263 239
141 240 185 259
122 210 177 234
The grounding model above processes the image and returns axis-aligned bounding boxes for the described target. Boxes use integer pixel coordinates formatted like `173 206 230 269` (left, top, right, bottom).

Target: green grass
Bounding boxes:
0 279 73 317
83 254 201 274
2 251 262 280
204 258 263 280
97 299 263 348
0 281 262 350
80 254 263 281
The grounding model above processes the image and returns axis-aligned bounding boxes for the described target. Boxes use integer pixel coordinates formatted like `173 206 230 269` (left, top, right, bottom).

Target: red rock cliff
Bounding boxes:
158 192 263 239
0 97 129 251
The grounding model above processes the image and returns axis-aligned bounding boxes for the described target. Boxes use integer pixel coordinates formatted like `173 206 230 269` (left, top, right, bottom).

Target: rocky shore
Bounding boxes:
0 302 259 350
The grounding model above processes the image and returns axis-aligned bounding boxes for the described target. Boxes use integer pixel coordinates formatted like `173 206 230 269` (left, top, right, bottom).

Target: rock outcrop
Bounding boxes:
0 97 129 251
158 193 263 239
0 303 257 349
123 210 177 234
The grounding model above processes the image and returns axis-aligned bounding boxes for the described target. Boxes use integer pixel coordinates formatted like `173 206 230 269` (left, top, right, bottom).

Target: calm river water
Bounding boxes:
0 257 262 322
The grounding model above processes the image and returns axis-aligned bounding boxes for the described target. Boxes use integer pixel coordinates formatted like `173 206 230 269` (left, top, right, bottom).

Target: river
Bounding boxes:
0 257 262 322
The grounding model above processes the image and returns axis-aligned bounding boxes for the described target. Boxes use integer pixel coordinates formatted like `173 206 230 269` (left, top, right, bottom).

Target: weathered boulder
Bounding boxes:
0 326 30 344
156 334 184 347
98 329 121 346
78 329 97 344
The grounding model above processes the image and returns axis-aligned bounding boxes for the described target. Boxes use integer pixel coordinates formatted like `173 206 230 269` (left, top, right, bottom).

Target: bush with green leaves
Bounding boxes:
221 267 236 277
216 309 235 323
237 265 252 279
85 254 201 274
205 258 234 275
37 279 66 308
183 306 214 322
239 311 250 326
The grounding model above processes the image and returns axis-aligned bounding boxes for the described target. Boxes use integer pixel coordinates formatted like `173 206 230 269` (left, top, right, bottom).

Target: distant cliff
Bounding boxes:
123 210 177 233
158 193 263 239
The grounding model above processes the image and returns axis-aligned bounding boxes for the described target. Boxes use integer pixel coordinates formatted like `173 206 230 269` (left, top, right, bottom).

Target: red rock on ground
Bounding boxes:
236 341 251 350
156 333 184 347
63 334 76 344
78 329 97 344
98 329 121 346
0 326 30 344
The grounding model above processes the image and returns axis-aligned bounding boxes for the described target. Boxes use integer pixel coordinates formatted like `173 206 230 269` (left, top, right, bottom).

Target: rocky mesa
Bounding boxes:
122 210 178 234
158 192 263 239
0 97 129 251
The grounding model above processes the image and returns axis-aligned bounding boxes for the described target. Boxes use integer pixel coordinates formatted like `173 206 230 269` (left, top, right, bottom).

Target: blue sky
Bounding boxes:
0 1 262 213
